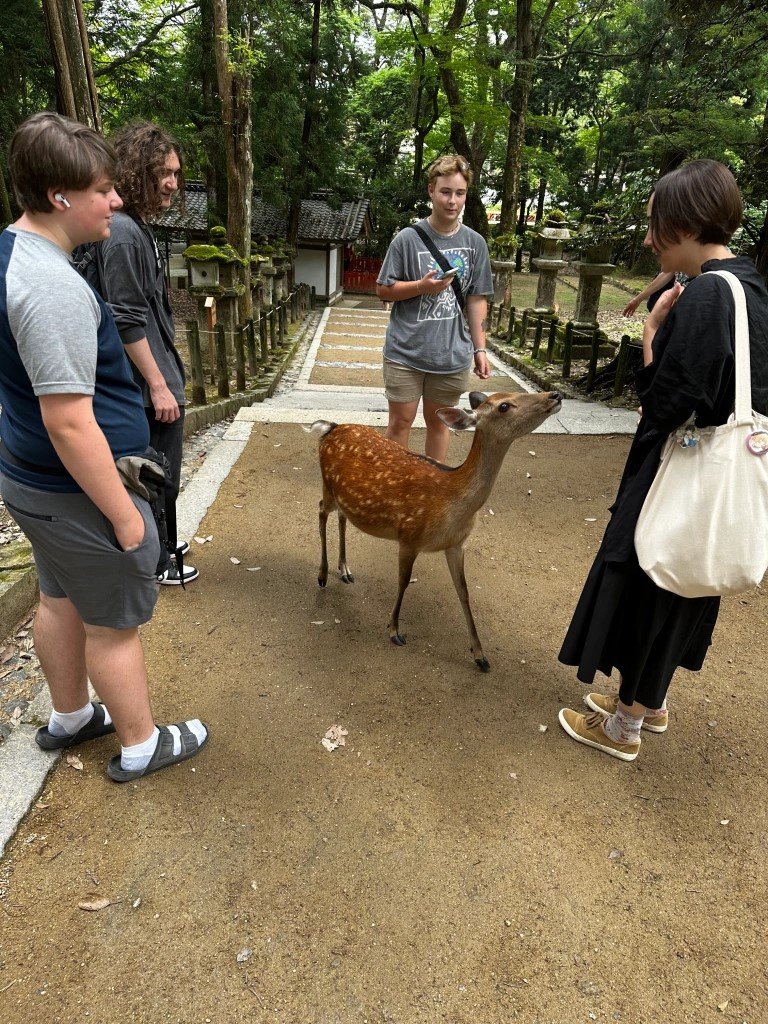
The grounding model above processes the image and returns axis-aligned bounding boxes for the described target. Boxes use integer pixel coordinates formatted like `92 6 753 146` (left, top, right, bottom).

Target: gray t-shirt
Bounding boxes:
377 219 493 373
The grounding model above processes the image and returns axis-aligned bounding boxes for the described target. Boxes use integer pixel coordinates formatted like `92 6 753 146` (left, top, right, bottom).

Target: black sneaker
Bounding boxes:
156 563 200 585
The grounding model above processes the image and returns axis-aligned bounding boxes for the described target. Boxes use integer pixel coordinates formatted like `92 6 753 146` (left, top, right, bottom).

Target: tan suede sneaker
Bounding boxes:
584 693 668 733
558 707 641 762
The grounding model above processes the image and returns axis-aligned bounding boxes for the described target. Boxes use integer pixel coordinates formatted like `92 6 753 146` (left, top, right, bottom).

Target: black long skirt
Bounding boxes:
558 542 720 709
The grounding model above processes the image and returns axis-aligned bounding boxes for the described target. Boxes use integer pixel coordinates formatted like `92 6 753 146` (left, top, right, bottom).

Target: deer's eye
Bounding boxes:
498 402 510 413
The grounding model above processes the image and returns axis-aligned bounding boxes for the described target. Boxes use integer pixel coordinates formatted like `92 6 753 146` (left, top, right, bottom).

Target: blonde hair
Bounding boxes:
427 154 473 187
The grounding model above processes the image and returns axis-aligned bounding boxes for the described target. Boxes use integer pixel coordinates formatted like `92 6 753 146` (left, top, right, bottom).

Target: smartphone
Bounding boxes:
434 266 458 281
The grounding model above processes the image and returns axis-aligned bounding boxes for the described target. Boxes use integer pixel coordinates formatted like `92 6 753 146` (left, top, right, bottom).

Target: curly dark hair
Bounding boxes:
111 121 185 218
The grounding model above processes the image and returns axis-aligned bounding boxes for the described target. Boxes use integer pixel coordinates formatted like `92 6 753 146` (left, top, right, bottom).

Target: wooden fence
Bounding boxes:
489 301 639 398
184 283 313 404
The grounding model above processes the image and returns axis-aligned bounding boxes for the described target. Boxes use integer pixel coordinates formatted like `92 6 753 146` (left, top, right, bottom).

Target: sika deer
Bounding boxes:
308 390 561 671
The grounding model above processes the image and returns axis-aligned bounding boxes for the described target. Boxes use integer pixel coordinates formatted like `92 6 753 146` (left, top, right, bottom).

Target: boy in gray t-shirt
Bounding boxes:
376 155 493 462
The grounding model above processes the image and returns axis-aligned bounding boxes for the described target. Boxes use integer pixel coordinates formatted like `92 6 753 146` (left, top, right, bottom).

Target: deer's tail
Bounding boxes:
303 420 337 439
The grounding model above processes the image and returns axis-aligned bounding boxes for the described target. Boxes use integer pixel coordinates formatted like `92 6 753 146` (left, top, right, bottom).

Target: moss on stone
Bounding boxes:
184 243 248 266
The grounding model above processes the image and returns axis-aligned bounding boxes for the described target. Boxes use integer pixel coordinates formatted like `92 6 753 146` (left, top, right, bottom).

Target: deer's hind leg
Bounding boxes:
317 482 336 588
445 544 490 672
388 544 418 646
337 511 354 584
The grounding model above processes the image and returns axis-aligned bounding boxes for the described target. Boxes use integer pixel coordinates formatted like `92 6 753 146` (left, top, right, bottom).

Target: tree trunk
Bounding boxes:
288 0 321 245
499 0 533 233
41 0 100 129
212 0 253 320
0 160 13 223
199 0 228 225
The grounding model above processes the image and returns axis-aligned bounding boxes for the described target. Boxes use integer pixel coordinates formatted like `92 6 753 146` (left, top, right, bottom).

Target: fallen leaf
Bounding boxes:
237 949 253 964
246 567 262 572
509 773 518 781
538 724 548 733
230 557 241 565
311 620 324 626
608 849 624 860
273 443 282 448
132 897 141 909
717 1001 729 1012
78 897 110 912
322 724 348 751
66 754 84 771
193 536 208 545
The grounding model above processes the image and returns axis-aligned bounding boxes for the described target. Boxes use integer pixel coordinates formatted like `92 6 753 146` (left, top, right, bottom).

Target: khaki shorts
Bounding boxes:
383 359 470 407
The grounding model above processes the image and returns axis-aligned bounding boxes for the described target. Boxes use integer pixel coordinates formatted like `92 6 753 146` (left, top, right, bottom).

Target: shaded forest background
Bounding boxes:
1 0 767 276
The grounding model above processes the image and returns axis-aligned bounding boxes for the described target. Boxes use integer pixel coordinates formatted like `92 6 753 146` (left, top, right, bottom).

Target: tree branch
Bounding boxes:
93 3 196 78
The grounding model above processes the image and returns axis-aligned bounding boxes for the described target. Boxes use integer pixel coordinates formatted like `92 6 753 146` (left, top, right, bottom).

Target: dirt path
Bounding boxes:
1 428 766 1024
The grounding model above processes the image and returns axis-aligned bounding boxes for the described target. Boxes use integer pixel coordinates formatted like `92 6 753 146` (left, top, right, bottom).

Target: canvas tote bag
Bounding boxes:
634 270 768 598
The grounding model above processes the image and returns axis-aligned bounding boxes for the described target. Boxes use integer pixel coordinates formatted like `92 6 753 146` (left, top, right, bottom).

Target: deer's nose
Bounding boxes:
550 391 562 403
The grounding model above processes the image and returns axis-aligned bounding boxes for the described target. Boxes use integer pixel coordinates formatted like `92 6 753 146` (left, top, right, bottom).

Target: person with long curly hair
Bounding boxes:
98 121 198 585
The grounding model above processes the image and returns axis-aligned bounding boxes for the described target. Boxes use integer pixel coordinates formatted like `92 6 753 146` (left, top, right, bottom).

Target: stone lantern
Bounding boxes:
572 213 616 330
532 215 571 314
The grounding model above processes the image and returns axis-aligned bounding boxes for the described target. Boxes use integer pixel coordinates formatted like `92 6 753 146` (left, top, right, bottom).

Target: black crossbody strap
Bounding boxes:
407 224 465 311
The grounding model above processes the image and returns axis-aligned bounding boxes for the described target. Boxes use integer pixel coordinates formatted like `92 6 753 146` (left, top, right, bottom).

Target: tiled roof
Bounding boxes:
152 183 370 242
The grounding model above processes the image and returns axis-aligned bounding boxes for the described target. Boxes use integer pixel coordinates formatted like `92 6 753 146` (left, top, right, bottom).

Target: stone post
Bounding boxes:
532 222 570 314
490 259 515 311
572 219 616 330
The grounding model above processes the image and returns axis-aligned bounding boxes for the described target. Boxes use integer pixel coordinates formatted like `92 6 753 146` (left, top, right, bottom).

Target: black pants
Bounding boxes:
146 406 184 574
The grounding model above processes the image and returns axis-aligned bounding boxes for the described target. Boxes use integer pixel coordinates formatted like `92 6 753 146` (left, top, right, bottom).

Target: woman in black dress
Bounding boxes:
558 159 768 762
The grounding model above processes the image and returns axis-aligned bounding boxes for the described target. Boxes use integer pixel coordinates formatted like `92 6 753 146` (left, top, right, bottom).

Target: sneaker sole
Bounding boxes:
583 695 668 733
558 708 639 762
157 570 200 586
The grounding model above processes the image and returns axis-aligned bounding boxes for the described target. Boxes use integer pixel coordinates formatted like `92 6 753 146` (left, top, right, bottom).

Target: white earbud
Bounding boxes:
54 193 71 208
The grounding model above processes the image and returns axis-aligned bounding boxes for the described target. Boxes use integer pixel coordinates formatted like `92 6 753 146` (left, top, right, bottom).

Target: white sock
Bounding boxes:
48 702 99 738
121 727 160 771
119 720 206 771
603 705 643 745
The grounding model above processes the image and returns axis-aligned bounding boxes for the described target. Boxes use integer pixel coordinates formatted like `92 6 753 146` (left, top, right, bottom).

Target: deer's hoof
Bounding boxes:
475 656 491 673
390 633 406 647
317 577 327 588
341 572 355 584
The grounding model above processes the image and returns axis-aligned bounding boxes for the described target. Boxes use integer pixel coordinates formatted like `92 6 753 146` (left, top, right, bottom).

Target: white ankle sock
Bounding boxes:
48 702 100 738
119 720 206 771
603 705 643 745
121 727 160 771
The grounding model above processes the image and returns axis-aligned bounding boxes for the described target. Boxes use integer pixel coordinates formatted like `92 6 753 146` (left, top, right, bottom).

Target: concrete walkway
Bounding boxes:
0 301 636 856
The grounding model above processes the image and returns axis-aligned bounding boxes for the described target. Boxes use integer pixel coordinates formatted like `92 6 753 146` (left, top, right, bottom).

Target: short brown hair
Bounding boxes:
8 111 116 214
649 159 742 249
112 121 185 218
427 154 473 188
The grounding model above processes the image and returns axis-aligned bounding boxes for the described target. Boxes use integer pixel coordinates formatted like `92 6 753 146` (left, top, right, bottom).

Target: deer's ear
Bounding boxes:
437 406 477 430
468 391 488 409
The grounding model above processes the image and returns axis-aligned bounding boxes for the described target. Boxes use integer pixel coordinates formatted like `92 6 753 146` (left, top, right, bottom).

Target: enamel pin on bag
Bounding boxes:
634 270 768 598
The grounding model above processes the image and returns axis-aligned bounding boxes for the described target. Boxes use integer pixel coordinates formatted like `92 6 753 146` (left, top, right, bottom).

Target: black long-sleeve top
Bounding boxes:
602 256 768 562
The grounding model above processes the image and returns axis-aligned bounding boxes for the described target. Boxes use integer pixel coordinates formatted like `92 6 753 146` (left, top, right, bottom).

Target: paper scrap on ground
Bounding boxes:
321 725 348 752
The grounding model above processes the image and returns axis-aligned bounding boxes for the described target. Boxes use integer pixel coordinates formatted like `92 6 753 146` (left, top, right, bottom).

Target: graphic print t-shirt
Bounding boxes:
377 219 493 373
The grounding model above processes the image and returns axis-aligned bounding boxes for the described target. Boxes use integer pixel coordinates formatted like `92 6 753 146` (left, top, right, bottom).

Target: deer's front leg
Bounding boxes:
445 544 490 672
388 544 417 646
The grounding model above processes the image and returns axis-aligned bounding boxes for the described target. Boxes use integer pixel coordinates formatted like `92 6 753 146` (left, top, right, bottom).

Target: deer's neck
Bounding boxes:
451 433 510 514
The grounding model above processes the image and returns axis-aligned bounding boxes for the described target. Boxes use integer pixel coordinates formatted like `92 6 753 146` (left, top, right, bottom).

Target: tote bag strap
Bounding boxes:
706 269 752 422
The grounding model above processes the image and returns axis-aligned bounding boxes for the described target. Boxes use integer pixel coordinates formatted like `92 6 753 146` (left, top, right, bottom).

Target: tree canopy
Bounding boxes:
1 0 766 271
